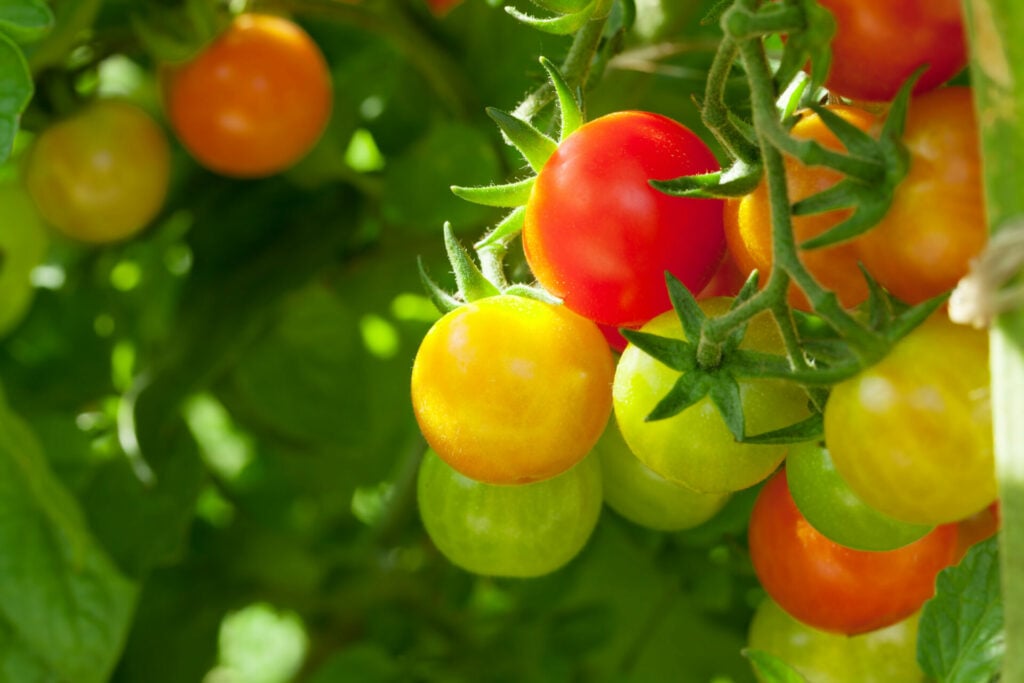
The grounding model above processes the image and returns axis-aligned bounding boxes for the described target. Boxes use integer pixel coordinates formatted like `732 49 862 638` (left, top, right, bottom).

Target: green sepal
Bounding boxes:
417 257 462 314
486 107 558 172
474 206 526 251
743 649 809 683
772 0 835 93
539 56 584 141
728 349 862 385
443 223 501 302
666 273 706 342
808 103 878 159
0 33 33 166
776 71 814 120
645 370 713 422
653 159 763 199
794 181 892 250
0 0 54 44
741 412 823 445
451 176 535 208
709 372 744 441
721 276 760 355
619 329 695 373
502 283 561 304
859 264 895 329
883 292 948 345
505 2 596 35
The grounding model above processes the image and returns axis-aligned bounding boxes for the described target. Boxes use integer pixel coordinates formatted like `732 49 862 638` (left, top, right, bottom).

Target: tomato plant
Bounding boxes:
813 0 966 102
748 597 926 683
411 295 614 485
162 13 332 178
749 469 958 635
785 441 932 551
593 418 731 532
523 111 726 328
612 298 811 493
23 99 170 244
417 449 602 578
0 183 49 336
825 314 996 525
725 105 877 310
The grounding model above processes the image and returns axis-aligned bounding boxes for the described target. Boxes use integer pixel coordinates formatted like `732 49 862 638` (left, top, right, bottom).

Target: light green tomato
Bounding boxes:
417 450 602 578
0 182 49 337
613 298 811 493
787 441 932 551
748 597 925 683
594 417 730 531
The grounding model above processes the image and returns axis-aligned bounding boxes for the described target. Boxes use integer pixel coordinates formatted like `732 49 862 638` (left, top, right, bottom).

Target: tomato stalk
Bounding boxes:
962 0 1024 678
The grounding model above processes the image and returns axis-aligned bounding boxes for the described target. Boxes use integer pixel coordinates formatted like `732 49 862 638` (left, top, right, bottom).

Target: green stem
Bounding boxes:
721 3 804 40
699 36 760 164
962 1 1024 678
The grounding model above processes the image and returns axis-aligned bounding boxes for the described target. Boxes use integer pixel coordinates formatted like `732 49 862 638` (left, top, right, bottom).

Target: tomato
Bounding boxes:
825 314 995 525
417 450 602 577
411 295 614 485
523 111 725 328
786 441 931 551
955 501 1000 561
593 417 730 531
612 298 811 493
810 0 966 102
853 87 985 304
163 13 332 178
725 105 877 310
696 251 747 300
748 469 958 635
748 597 926 683
23 100 170 244
0 183 49 336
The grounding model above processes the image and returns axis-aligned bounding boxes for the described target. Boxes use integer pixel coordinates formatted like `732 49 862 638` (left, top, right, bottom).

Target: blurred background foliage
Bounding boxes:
0 0 767 680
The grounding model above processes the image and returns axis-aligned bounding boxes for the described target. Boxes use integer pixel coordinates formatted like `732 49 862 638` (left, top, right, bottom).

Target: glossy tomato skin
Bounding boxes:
748 597 926 683
825 314 995 525
0 183 49 336
815 0 966 102
163 13 332 178
24 99 170 243
725 105 877 310
854 87 985 304
613 298 811 493
524 111 725 327
748 470 958 635
786 441 931 551
594 418 730 531
418 450 602 577
411 295 614 485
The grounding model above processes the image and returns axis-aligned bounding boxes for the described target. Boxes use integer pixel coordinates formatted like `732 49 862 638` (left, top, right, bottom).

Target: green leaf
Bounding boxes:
0 399 138 683
666 272 706 342
742 412 823 445
744 649 809 682
539 56 584 141
917 537 1004 683
504 3 596 35
645 370 713 421
0 0 53 44
451 176 535 208
443 222 501 302
619 328 695 372
709 373 744 441
0 33 33 165
486 107 559 172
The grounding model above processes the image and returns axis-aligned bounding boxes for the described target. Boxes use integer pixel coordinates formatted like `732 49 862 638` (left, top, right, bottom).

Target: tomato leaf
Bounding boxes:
451 176 535 208
666 272 706 342
709 372 744 441
619 328 695 373
917 537 1004 683
743 648 808 682
504 3 596 36
741 412 823 445
486 107 559 172
539 56 584 141
0 33 33 165
644 370 713 422
0 0 53 44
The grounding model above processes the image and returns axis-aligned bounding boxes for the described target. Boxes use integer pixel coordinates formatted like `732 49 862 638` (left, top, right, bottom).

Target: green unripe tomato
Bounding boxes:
787 442 932 551
613 298 811 493
748 597 925 683
0 182 49 336
594 418 730 531
417 450 602 577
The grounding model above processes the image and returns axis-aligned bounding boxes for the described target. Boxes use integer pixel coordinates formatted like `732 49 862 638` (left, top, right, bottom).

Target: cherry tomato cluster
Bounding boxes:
411 0 998 677
19 12 331 248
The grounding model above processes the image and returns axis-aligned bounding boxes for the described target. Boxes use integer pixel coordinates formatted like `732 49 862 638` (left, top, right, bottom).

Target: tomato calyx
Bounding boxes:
504 0 605 36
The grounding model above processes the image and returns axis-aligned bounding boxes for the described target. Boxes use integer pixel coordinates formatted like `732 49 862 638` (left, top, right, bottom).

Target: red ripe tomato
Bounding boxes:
814 0 966 102
748 469 958 635
853 87 985 304
523 111 725 328
725 105 877 311
163 13 332 178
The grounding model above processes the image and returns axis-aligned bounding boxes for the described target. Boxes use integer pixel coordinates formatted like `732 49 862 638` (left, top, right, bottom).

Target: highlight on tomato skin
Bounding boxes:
748 469 959 636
